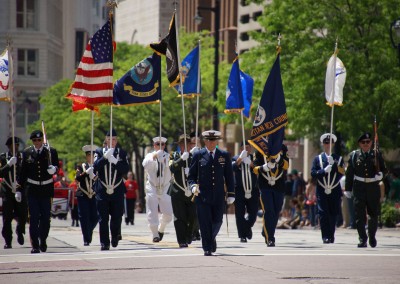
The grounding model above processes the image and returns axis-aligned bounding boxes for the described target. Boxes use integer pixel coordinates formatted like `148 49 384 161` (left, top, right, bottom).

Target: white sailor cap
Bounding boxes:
202 130 222 140
320 133 337 143
82 145 98 153
152 137 167 143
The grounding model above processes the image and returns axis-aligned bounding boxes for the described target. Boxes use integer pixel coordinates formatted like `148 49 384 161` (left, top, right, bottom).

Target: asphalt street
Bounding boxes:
0 212 399 284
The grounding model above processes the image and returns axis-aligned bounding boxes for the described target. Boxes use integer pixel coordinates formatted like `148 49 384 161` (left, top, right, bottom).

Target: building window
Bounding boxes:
253 11 262 21
240 0 249 6
16 0 37 29
75 31 87 67
240 32 250 41
17 49 38 76
15 93 40 128
240 14 250 24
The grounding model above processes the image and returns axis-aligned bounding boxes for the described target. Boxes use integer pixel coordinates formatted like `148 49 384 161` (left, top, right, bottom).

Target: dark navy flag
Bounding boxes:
174 45 201 97
113 53 162 106
149 13 180 87
224 58 244 114
240 69 254 118
249 53 288 158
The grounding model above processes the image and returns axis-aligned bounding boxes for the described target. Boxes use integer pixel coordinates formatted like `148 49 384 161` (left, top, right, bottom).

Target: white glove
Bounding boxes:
156 149 164 160
191 184 200 194
275 155 281 163
227 197 235 205
15 191 22 203
267 161 276 169
190 146 200 154
104 148 115 160
184 167 189 176
185 188 192 197
375 172 383 181
324 165 332 173
85 167 95 179
343 191 353 199
7 156 17 167
181 152 189 161
262 164 270 172
239 150 248 160
108 155 118 165
242 157 251 165
47 165 56 175
327 155 334 165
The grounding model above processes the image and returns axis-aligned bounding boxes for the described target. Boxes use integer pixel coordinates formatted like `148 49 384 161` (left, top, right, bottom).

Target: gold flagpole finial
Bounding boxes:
276 33 282 54
106 0 118 16
6 34 12 48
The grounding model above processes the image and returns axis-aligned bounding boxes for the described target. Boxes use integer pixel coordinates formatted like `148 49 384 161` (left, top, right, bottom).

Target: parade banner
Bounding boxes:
0 48 10 101
325 54 346 107
150 13 180 87
113 53 161 106
224 58 244 114
66 20 114 106
249 53 287 158
174 45 201 97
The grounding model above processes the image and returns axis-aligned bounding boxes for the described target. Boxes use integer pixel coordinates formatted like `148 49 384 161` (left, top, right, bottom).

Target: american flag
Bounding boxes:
66 20 113 107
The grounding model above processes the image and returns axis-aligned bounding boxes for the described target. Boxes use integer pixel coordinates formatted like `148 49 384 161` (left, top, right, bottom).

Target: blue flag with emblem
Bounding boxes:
240 69 254 118
249 53 288 158
174 45 201 97
224 58 243 114
113 53 162 106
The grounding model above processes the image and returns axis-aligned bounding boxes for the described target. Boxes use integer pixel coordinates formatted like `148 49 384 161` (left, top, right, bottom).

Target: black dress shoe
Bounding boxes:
240 238 247 243
212 239 217 252
179 243 188 248
357 241 367 248
204 251 212 256
323 238 330 244
31 248 40 253
101 245 110 251
111 238 119 248
17 233 24 245
369 237 377 248
153 237 160 243
158 232 164 241
4 243 12 249
267 240 275 247
40 242 47 252
84 242 90 246
330 238 335 244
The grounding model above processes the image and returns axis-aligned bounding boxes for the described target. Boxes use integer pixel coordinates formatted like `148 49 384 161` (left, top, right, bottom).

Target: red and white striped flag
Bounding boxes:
0 48 10 101
66 20 113 107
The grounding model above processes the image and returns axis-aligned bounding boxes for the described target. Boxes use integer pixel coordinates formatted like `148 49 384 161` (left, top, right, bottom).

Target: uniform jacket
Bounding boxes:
253 145 289 192
93 147 129 198
0 151 23 197
19 146 59 198
311 152 345 191
232 154 258 197
75 162 95 198
169 151 192 199
188 147 234 204
345 149 387 192
142 150 171 194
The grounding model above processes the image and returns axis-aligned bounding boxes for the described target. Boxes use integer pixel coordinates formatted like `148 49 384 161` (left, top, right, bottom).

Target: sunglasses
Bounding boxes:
32 138 42 142
323 141 332 144
155 143 165 146
360 140 371 144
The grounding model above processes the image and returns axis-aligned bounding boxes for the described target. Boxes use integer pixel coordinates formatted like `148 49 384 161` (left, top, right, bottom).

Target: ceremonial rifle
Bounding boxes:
373 115 380 174
41 120 52 167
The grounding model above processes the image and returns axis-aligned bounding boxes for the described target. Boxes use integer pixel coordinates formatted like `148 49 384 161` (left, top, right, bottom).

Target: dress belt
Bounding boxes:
27 178 53 185
354 175 378 183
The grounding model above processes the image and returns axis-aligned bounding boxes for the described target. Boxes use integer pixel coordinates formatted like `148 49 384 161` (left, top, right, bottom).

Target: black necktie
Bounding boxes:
157 160 163 177
37 150 40 156
210 151 214 160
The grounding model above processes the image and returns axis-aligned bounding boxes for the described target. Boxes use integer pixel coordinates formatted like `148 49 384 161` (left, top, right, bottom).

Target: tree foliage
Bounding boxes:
243 0 400 152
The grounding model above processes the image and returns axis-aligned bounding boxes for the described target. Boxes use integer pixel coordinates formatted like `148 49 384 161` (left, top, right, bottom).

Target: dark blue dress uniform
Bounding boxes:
345 133 387 248
232 154 259 242
19 131 59 253
311 152 344 243
253 145 289 247
188 147 234 255
169 149 196 247
75 161 98 246
93 146 129 250
0 137 27 248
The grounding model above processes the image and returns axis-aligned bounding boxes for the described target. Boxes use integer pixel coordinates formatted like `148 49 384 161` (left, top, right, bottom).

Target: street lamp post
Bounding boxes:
390 17 400 66
195 0 220 130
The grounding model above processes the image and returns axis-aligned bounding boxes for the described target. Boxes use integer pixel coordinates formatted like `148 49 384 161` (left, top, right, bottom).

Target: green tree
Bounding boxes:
243 0 400 152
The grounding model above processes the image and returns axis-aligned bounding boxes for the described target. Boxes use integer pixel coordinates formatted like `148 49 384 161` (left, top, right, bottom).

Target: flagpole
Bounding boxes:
90 110 94 195
7 37 17 192
328 39 338 157
195 40 201 147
